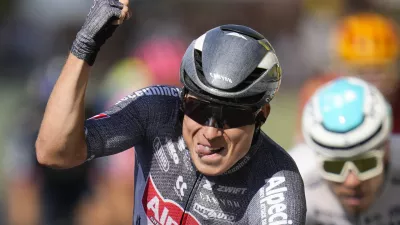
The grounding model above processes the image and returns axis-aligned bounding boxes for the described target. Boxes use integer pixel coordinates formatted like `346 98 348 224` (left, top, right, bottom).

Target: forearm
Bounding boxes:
36 0 129 168
36 54 90 168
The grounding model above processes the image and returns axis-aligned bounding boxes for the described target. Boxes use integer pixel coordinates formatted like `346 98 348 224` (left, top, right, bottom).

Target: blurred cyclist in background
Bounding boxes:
295 12 400 143
291 77 400 224
4 56 99 225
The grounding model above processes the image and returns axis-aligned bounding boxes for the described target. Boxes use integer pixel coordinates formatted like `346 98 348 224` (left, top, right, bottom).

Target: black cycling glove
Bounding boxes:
71 0 124 66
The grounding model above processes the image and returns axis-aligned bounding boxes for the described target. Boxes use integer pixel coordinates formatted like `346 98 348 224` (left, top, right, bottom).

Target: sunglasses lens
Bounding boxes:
183 97 256 128
222 107 256 128
323 160 346 175
320 151 384 182
184 98 212 125
352 157 379 173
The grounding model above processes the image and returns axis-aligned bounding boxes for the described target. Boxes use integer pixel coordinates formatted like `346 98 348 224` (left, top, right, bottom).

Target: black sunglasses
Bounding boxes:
182 96 260 128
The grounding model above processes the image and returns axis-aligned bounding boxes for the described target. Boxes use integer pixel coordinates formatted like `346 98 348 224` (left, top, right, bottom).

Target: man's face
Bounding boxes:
321 148 388 215
182 115 255 176
181 95 267 176
327 171 384 215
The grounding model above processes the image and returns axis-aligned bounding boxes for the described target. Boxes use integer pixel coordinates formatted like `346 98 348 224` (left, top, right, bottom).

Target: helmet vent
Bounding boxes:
220 24 265 40
194 49 212 87
226 67 266 92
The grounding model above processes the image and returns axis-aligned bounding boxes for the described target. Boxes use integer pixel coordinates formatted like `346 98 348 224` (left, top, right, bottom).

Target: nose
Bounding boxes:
203 118 223 140
205 116 224 128
343 171 361 188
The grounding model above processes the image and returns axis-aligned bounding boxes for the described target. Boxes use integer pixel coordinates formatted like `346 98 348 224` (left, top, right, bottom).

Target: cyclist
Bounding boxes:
291 77 400 224
35 0 306 224
294 12 400 143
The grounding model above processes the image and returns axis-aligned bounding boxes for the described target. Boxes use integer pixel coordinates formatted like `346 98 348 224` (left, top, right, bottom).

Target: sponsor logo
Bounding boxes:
177 136 186 152
182 153 193 171
199 192 240 208
176 136 193 171
174 176 187 200
260 177 292 225
225 155 251 174
209 73 233 84
165 139 179 165
153 137 170 172
202 181 247 195
217 185 247 195
193 203 236 222
116 86 181 104
88 113 109 120
142 175 200 225
203 180 213 191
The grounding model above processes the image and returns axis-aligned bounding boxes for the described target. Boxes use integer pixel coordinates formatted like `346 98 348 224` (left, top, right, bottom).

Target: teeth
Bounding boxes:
205 146 210 151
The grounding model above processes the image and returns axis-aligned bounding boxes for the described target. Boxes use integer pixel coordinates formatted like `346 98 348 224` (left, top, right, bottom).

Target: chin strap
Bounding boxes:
254 110 266 135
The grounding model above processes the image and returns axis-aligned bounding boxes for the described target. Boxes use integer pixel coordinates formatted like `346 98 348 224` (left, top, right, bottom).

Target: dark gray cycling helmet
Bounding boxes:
180 24 282 109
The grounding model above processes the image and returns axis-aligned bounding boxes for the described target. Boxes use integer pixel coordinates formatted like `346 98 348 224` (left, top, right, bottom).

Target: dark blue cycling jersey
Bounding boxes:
84 85 306 225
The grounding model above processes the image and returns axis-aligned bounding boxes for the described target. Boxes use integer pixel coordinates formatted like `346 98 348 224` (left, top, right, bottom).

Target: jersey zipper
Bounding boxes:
179 172 203 225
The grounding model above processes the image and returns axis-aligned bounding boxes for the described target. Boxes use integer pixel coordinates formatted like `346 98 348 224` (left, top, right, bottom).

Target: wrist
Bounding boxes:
70 32 99 66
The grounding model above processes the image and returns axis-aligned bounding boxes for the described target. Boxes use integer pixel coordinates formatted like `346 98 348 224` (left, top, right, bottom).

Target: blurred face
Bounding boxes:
181 94 269 176
319 147 388 215
340 62 399 101
328 171 384 215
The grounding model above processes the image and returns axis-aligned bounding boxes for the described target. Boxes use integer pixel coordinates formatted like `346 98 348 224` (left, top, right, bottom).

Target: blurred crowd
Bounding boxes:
1 0 400 224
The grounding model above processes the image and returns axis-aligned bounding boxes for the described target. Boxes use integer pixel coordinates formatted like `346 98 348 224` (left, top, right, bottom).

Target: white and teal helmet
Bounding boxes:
302 77 392 158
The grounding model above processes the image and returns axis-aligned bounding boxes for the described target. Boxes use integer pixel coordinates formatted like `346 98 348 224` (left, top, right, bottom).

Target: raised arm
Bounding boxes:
36 0 130 168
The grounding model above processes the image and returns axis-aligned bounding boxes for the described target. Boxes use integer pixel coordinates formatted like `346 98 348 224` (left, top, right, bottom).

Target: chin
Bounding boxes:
342 199 371 216
343 205 369 216
193 162 228 176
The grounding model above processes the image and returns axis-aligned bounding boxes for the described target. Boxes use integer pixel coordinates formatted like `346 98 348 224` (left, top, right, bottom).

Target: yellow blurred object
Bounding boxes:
303 0 344 16
333 13 399 66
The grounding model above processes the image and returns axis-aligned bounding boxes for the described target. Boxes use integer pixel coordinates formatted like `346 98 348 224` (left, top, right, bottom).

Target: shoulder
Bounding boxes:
258 133 300 174
288 143 321 186
389 134 400 153
255 133 305 197
246 134 307 224
389 135 400 172
388 135 400 186
114 85 182 106
103 85 182 118
85 85 182 129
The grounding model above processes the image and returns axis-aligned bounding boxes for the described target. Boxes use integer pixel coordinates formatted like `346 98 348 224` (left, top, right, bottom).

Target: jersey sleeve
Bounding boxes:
260 170 307 225
84 88 151 160
84 85 182 160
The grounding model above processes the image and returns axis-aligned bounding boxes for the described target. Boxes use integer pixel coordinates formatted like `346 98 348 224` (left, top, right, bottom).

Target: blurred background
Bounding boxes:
1 0 400 224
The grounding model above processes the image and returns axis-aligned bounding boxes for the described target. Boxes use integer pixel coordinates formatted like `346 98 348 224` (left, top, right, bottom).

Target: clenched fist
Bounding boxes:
71 0 130 66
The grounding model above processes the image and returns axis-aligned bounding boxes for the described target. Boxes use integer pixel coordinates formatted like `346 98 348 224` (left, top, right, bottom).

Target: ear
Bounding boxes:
383 140 390 165
261 103 271 120
255 103 271 127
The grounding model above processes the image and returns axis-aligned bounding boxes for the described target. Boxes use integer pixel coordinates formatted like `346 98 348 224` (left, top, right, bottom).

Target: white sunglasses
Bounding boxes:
317 150 385 183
